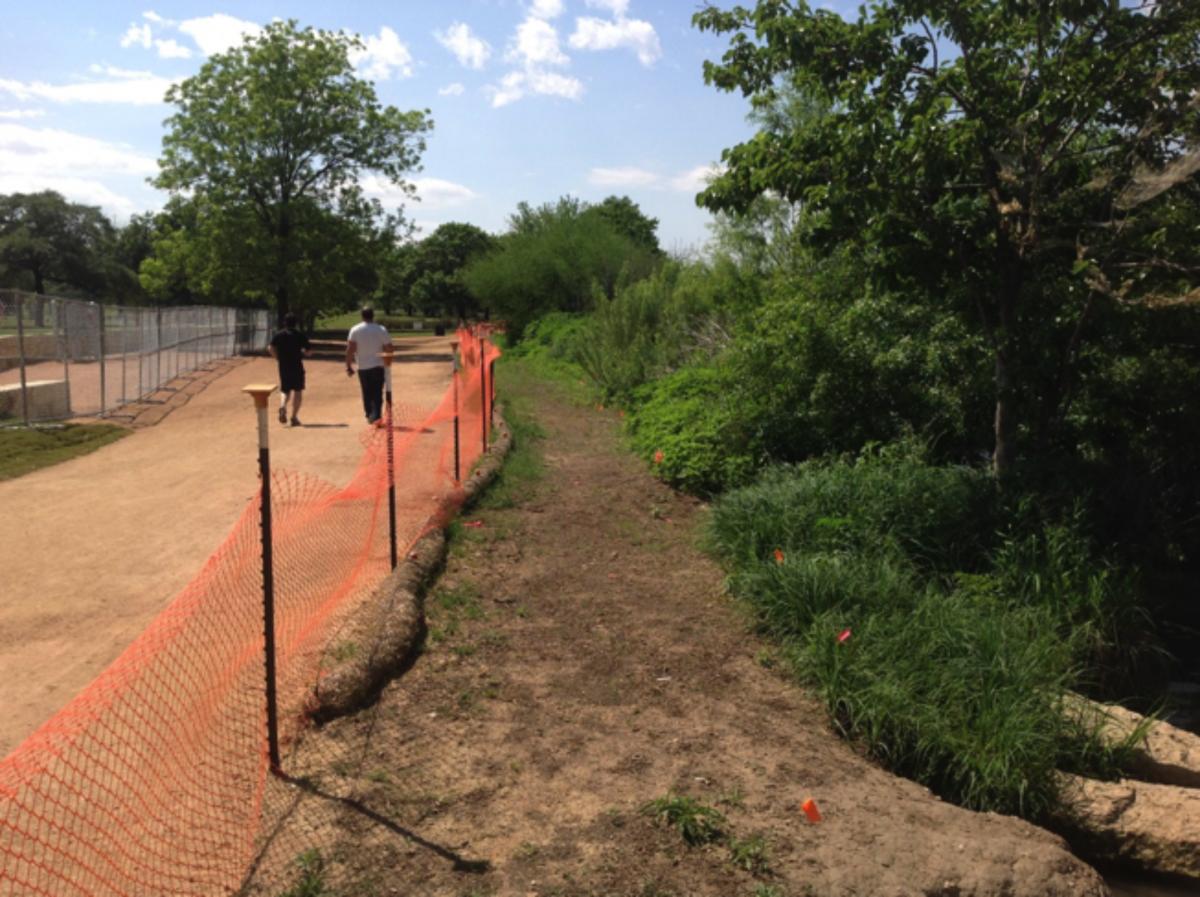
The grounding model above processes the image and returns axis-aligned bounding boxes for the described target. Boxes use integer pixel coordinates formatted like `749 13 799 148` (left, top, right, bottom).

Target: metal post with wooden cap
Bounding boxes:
243 382 282 775
449 340 461 485
382 343 398 570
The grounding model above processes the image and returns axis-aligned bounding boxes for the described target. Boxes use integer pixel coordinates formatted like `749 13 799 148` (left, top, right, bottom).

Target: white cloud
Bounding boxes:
670 163 722 193
489 71 528 108
435 22 491 70
569 15 661 65
530 0 565 18
438 82 466 96
588 166 659 187
490 7 586 107
362 174 478 211
0 71 177 105
525 69 583 100
0 123 158 214
178 14 261 56
0 109 46 119
508 17 568 66
487 68 582 107
154 39 192 59
351 26 414 81
142 10 172 25
584 0 631 13
413 177 479 208
120 22 152 49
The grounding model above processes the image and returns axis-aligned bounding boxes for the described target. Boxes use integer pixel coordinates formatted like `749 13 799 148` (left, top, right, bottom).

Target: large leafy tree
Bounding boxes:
591 195 663 255
0 191 124 322
695 0 1200 476
406 222 496 320
464 196 659 339
154 19 431 323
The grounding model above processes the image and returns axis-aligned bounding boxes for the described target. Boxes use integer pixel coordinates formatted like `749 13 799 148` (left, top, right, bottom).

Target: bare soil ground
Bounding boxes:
245 364 1107 897
0 338 454 757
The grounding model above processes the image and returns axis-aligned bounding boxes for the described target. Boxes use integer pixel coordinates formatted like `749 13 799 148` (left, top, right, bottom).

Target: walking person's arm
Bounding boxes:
345 340 356 376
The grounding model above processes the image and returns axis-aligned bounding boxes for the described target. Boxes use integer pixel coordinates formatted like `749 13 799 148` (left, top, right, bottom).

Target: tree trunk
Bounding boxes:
993 350 1016 479
991 247 1022 480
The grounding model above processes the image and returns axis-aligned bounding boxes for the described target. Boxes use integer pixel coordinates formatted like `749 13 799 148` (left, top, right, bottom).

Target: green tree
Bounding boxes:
464 196 659 339
407 222 495 320
0 190 124 322
154 19 431 324
590 195 662 255
695 0 1200 477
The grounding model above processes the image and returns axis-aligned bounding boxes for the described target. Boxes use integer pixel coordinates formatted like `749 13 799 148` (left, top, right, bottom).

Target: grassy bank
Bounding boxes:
709 446 1147 819
0 423 129 481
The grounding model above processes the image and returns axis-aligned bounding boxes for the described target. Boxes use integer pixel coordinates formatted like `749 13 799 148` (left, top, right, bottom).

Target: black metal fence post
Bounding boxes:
244 383 282 774
383 345 398 570
450 340 460 484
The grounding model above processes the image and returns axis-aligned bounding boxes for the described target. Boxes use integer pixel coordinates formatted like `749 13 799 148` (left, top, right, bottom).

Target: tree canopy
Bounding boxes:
153 19 431 322
0 191 119 296
695 0 1200 475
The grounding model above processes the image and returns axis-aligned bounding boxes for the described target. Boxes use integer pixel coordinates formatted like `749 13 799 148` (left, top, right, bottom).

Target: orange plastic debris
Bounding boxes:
802 797 822 823
653 450 664 465
837 628 852 643
773 548 785 564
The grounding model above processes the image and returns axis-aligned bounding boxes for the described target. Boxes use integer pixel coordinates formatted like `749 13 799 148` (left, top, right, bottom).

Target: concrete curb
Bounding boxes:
310 405 514 723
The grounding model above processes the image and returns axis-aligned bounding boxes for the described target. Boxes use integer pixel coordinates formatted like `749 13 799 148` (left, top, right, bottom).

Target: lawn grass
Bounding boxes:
314 311 455 336
0 423 130 480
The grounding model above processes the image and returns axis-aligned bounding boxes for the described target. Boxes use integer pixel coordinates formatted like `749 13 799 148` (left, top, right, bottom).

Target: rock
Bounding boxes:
1065 693 1200 788
1059 774 1200 879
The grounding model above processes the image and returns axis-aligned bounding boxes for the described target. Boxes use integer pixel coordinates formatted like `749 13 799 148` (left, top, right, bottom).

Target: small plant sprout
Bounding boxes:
641 793 726 846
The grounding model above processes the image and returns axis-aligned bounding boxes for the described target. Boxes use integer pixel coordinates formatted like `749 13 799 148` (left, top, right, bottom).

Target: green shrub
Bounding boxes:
794 594 1082 817
712 453 1146 819
626 362 758 495
709 443 996 574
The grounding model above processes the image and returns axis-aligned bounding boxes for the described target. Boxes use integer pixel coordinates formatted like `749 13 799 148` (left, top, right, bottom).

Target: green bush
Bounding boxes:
709 443 996 574
625 362 758 495
725 285 992 467
711 454 1144 818
795 594 1089 817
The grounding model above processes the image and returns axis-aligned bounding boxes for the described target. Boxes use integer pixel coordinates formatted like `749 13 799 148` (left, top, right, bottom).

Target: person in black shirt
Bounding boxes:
268 313 311 426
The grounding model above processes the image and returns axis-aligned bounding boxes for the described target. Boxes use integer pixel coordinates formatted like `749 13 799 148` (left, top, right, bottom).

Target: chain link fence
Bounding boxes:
0 290 271 424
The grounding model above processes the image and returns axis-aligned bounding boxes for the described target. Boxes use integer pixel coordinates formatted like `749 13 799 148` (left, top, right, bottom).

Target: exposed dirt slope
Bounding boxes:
248 365 1106 897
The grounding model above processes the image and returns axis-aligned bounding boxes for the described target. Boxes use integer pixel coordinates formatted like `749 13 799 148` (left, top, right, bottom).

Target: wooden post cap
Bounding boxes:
242 384 277 408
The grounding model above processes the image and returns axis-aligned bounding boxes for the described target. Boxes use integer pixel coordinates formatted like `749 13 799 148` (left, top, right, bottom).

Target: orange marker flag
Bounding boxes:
802 798 822 823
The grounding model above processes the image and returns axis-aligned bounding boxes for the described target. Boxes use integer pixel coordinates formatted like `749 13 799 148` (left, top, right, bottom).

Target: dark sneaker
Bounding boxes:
290 417 301 427
278 407 287 424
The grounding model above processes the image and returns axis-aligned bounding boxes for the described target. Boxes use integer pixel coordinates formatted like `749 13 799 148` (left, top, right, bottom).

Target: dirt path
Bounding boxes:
0 337 454 757
246 362 1108 897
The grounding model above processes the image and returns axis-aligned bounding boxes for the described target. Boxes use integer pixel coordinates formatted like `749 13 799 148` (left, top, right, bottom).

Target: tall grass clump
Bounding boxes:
711 451 1146 819
709 440 997 573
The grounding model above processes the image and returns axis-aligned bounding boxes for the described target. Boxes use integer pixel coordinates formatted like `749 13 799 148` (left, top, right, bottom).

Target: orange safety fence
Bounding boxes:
0 328 502 896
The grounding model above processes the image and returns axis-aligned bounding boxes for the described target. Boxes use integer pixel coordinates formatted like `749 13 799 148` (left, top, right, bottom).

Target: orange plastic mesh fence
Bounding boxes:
0 329 502 896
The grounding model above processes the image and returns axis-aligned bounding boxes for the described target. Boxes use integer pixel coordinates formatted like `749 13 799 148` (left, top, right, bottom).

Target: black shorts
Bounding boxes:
280 366 305 394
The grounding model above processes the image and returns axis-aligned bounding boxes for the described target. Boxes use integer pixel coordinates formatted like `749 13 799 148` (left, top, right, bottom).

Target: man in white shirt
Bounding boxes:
345 307 392 424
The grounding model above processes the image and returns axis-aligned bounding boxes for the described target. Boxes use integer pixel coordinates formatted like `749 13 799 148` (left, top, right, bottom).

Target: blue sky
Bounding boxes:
0 1 836 251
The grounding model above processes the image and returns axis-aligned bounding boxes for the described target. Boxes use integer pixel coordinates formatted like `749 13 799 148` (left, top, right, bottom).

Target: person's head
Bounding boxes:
283 312 298 329
361 307 375 322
